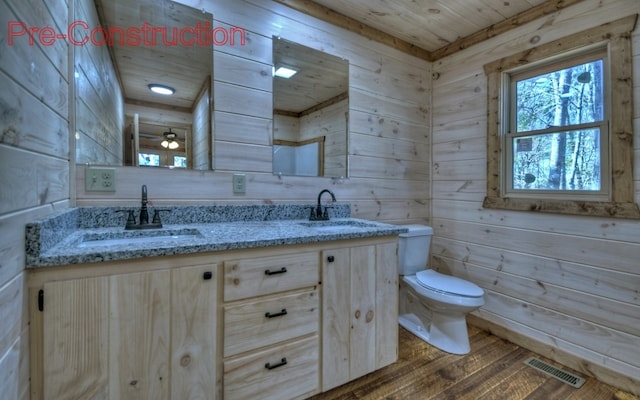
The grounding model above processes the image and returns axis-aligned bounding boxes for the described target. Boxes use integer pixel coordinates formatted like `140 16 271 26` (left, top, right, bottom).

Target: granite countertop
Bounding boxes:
26 205 407 268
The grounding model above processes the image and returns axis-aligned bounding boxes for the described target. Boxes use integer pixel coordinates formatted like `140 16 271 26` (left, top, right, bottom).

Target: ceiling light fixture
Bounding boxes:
148 84 175 95
161 129 179 150
273 65 298 79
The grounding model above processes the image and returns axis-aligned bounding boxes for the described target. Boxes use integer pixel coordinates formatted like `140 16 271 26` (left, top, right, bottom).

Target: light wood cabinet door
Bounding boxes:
39 264 218 400
321 247 350 390
170 265 218 399
321 241 399 392
42 276 110 400
109 269 171 400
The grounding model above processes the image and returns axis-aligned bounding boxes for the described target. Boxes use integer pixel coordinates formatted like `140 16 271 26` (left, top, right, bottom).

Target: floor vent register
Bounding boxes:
524 357 586 388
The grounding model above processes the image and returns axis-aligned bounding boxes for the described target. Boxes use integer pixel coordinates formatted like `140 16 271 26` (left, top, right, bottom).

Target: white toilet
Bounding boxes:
398 225 485 355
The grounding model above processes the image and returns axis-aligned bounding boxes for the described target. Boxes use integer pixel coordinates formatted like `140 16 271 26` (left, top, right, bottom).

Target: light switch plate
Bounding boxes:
85 167 116 192
232 174 246 194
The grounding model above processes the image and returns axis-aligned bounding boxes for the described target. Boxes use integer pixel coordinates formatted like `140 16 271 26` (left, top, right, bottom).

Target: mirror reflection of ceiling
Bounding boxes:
273 39 349 114
138 122 187 148
95 0 212 110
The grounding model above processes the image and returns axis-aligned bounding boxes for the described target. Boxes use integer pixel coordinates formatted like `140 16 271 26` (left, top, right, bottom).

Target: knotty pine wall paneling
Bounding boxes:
76 0 432 225
0 0 72 398
430 0 640 394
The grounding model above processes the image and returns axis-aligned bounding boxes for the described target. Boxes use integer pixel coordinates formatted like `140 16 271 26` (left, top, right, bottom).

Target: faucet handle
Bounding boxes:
116 210 136 228
322 206 333 220
152 209 171 225
305 206 316 221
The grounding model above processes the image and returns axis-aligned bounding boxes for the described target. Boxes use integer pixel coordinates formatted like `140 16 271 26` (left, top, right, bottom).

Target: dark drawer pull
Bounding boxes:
264 267 287 276
265 309 288 318
265 357 287 370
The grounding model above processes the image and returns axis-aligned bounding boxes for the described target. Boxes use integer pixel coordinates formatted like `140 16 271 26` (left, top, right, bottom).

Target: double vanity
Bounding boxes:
26 203 405 400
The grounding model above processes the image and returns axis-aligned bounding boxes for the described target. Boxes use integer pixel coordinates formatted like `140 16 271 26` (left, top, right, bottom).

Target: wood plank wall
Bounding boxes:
430 0 640 394
300 98 349 178
274 98 348 177
9 0 638 398
76 0 431 225
192 81 212 170
74 0 124 165
0 0 71 398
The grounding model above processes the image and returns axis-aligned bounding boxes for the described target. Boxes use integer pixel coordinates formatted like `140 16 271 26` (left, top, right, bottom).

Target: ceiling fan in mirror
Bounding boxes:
161 129 179 150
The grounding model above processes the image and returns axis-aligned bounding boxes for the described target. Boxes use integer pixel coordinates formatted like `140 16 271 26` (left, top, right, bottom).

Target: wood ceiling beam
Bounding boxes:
272 0 434 61
430 0 587 60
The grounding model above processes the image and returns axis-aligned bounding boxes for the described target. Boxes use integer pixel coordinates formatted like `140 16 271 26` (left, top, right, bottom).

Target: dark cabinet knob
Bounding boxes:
327 255 335 263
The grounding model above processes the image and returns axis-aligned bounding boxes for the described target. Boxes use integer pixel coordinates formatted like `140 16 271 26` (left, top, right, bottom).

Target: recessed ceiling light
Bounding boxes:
273 66 298 79
148 84 175 95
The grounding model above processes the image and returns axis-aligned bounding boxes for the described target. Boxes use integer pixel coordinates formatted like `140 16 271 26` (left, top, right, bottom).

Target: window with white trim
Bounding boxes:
483 15 639 219
505 47 609 200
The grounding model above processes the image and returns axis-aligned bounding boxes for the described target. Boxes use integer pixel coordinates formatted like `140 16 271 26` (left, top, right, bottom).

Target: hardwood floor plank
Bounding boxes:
347 329 499 399
563 379 630 400
394 336 518 398
309 326 640 400
430 347 532 400
476 364 550 400
522 377 578 400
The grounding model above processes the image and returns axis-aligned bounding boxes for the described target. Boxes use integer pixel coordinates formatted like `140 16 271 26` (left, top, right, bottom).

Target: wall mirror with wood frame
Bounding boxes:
74 0 214 170
272 37 349 177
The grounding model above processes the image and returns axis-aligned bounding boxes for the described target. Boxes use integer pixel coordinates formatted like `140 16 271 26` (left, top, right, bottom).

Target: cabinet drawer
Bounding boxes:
224 289 319 357
224 252 319 301
224 335 319 400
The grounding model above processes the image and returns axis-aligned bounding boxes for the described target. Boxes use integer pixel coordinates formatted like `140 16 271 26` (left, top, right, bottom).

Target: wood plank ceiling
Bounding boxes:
95 0 212 110
273 0 586 61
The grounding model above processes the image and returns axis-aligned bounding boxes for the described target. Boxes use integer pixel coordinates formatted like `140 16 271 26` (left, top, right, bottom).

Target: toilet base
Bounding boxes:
399 279 475 355
399 313 432 344
399 311 472 355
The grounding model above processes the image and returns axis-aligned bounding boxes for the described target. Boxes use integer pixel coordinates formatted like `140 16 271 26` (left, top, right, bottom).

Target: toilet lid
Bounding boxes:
416 270 484 297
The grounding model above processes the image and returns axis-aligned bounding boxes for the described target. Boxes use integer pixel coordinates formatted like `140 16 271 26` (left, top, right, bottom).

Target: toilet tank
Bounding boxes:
398 225 434 276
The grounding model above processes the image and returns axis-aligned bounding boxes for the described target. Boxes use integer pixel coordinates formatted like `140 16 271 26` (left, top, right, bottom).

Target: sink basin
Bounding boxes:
77 228 203 248
299 220 380 233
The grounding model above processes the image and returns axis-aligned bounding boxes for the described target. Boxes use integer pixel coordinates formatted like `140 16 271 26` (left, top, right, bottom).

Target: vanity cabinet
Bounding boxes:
222 252 320 400
29 263 218 400
321 241 399 392
28 235 399 400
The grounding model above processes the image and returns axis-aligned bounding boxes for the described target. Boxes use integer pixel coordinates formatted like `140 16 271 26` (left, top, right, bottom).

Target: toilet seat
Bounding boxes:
416 270 483 298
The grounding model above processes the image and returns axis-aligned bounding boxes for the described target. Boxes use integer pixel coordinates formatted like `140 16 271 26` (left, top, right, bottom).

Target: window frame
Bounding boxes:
482 15 640 219
504 47 610 200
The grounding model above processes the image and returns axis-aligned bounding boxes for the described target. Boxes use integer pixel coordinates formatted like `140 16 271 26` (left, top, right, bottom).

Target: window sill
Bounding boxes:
483 196 640 219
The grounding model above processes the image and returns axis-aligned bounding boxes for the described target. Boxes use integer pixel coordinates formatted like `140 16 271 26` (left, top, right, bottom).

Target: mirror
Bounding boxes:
272 38 349 177
74 0 213 170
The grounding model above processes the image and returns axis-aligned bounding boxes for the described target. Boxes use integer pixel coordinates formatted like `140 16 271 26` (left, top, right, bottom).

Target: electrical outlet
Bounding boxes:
232 174 246 194
85 167 116 192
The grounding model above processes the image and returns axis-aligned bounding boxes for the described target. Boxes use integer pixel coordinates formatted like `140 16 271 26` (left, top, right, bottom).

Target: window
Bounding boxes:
138 153 160 166
483 15 639 219
507 49 608 199
173 156 187 168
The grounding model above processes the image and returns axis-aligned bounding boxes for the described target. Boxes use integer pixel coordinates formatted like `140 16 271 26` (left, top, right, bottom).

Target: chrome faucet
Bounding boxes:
310 189 336 221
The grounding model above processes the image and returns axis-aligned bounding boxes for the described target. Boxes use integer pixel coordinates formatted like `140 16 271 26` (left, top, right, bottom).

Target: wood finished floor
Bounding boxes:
309 326 639 400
